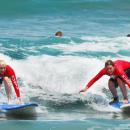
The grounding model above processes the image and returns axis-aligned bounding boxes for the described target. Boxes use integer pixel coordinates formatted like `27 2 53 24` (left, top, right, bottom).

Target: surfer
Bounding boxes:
80 60 130 104
0 60 21 104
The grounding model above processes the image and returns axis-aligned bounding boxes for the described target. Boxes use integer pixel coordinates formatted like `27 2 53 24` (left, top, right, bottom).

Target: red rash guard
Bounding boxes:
0 65 20 98
87 60 130 89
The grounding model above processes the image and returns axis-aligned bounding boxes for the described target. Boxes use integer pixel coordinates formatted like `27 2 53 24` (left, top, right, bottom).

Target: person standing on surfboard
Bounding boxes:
0 60 21 104
80 60 130 104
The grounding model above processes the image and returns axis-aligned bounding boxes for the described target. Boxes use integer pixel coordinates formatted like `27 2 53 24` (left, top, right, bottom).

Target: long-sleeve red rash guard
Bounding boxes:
0 65 20 98
87 60 130 89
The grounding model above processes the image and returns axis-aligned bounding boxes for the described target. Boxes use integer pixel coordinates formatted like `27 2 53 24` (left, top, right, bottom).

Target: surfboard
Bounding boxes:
120 104 130 113
0 103 38 110
0 103 38 118
111 102 130 113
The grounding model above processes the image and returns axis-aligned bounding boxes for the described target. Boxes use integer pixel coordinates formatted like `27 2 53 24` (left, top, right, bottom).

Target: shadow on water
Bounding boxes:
29 92 130 120
0 111 38 120
5 110 38 120
121 111 130 119
5 114 37 120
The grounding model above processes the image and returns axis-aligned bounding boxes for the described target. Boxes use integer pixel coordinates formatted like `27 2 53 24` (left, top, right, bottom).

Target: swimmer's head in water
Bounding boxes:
55 31 63 37
105 60 115 75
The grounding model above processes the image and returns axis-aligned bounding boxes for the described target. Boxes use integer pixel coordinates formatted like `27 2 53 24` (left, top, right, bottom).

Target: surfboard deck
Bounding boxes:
0 103 38 110
111 102 130 113
110 102 124 109
0 103 38 118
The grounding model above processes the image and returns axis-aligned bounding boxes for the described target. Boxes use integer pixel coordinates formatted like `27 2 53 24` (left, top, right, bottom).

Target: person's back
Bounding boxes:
115 60 130 70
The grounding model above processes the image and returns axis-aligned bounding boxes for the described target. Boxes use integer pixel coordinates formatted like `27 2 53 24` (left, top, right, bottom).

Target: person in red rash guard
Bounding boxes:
0 60 21 104
80 60 130 104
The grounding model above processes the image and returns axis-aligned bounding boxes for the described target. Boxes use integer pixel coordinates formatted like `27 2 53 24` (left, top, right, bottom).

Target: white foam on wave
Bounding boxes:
41 36 130 55
0 53 130 112
16 56 107 94
0 53 130 95
0 53 107 95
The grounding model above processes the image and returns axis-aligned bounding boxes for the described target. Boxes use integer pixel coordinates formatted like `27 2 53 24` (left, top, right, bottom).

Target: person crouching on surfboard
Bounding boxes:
80 60 130 104
0 60 21 104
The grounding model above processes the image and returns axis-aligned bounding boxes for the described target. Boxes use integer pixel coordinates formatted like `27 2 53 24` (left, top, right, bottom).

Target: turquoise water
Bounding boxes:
1 119 130 130
0 0 130 129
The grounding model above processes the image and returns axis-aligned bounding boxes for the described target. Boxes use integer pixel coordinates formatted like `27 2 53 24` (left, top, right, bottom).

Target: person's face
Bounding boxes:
0 66 5 73
106 65 115 75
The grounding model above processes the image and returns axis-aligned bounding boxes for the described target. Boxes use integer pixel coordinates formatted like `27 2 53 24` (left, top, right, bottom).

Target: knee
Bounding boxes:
117 77 123 84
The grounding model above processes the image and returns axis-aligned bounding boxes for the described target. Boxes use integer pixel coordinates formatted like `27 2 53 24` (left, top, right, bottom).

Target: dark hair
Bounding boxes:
127 34 130 37
105 60 114 67
55 31 63 37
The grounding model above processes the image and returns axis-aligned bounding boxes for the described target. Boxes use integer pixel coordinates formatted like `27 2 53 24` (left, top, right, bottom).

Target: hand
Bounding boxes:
79 88 86 93
79 86 88 93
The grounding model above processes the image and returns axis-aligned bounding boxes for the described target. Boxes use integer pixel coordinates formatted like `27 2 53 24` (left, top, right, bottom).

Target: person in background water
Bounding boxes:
0 59 21 104
127 34 130 37
80 60 130 104
55 31 63 37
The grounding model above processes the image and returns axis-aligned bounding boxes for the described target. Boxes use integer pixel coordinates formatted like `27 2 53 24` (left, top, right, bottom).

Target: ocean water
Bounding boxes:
0 0 130 129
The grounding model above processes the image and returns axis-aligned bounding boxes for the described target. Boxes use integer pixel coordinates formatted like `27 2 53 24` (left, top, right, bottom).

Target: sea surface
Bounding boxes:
0 0 130 129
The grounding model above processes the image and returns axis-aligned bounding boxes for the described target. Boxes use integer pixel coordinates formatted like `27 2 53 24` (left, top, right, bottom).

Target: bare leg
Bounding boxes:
117 78 128 100
108 79 118 98
3 77 12 103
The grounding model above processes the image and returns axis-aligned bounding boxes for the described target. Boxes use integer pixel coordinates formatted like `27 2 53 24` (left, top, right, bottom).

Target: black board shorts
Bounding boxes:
110 68 130 88
0 77 3 84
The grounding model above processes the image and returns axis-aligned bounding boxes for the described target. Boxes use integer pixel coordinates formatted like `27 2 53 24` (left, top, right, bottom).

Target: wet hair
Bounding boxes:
55 31 63 37
127 34 130 37
105 60 114 67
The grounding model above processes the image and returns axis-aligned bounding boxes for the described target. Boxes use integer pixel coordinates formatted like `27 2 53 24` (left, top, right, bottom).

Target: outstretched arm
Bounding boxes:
10 74 20 98
80 68 106 93
4 65 22 104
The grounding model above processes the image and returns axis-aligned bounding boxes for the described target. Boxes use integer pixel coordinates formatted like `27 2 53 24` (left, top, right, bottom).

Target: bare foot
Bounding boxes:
123 99 129 104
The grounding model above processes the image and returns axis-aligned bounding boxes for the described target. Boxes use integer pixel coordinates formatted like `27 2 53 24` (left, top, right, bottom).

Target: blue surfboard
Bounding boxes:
0 103 38 110
111 102 124 109
0 103 38 118
111 102 130 113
